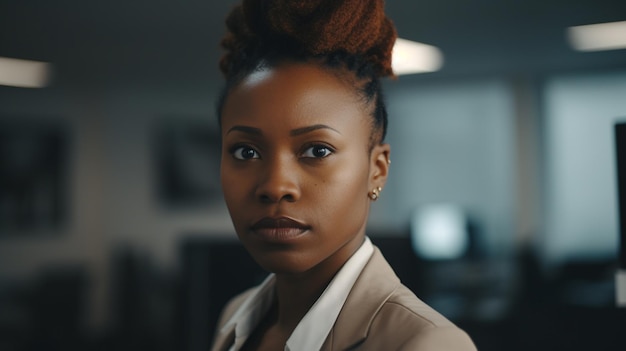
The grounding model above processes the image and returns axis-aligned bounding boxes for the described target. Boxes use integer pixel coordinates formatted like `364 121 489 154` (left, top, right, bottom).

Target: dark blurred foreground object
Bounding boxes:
108 246 180 351
0 267 87 351
0 120 69 233
178 236 266 351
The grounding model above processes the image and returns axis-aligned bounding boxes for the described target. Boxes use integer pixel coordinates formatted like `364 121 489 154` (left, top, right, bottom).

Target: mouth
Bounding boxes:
250 216 311 242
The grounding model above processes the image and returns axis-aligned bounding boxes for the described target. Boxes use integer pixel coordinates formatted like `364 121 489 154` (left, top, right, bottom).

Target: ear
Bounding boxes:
369 143 391 190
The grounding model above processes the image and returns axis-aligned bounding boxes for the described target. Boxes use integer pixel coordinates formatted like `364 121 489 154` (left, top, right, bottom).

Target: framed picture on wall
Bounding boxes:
154 118 222 208
0 120 69 234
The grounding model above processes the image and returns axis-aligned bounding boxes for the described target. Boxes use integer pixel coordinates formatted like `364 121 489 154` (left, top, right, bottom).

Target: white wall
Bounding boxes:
542 71 626 264
369 79 516 256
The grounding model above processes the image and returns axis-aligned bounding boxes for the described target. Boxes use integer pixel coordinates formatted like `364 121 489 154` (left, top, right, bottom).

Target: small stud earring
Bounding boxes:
369 187 383 201
387 159 391 165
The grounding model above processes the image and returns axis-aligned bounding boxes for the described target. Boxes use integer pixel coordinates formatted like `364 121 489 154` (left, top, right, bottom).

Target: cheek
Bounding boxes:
336 153 370 189
313 157 370 216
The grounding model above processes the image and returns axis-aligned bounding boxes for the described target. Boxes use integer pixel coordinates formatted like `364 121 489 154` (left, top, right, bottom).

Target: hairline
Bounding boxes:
216 57 385 151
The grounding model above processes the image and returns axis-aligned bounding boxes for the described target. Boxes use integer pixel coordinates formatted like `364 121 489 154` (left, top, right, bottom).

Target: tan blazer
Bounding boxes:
211 247 477 351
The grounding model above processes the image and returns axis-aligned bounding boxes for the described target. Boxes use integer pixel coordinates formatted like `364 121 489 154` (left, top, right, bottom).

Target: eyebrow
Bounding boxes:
227 124 341 136
226 125 262 136
290 124 341 136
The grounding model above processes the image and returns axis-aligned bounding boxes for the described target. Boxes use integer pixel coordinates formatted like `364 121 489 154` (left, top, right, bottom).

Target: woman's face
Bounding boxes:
220 62 390 274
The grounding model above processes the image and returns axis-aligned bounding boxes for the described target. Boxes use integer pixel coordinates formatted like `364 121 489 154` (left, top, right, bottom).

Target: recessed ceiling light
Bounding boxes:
392 38 443 75
567 20 626 52
0 56 52 88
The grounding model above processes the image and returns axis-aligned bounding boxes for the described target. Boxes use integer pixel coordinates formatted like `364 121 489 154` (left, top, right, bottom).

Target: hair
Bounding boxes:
217 0 397 147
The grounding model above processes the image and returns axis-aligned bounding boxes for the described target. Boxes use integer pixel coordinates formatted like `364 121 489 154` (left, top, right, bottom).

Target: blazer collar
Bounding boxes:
323 247 401 350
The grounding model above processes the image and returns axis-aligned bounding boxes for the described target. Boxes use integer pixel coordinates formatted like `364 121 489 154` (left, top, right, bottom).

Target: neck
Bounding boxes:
273 272 329 331
272 235 366 333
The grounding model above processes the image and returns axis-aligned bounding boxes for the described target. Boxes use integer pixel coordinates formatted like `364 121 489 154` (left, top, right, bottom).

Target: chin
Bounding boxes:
246 248 318 274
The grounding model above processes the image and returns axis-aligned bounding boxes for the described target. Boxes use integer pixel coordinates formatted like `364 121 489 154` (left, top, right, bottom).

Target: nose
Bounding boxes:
255 157 301 203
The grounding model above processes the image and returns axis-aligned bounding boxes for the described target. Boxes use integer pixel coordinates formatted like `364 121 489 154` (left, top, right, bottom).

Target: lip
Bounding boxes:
250 216 311 243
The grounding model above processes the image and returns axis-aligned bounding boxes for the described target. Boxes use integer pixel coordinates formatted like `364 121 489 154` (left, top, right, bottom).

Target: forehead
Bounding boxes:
221 63 369 131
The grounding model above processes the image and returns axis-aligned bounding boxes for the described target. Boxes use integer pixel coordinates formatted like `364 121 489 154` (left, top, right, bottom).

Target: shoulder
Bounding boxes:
333 247 476 350
382 284 456 328
214 287 256 330
367 285 476 351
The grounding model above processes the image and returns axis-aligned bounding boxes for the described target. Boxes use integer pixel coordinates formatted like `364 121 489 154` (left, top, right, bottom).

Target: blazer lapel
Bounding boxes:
322 247 401 350
211 324 236 351
210 288 256 351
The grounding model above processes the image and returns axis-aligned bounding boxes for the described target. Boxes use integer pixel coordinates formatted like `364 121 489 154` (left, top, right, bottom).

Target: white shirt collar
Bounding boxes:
221 237 374 351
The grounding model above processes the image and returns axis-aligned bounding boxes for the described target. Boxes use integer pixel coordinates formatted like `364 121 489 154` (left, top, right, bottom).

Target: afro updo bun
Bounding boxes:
219 0 397 78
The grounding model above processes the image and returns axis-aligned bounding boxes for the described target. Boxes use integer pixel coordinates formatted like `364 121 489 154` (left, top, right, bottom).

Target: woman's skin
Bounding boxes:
220 62 391 350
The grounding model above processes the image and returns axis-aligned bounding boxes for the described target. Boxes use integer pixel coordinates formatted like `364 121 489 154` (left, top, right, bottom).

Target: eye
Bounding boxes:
231 146 260 160
302 145 333 158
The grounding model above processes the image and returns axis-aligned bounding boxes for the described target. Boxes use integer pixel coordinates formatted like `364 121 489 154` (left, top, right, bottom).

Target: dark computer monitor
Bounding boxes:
616 121 626 270
615 121 626 306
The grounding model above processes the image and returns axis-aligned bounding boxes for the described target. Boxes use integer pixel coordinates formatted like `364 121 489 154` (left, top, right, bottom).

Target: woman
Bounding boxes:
212 1 477 350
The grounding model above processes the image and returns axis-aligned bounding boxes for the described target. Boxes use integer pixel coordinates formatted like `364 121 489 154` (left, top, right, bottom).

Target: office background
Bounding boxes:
1 0 626 350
